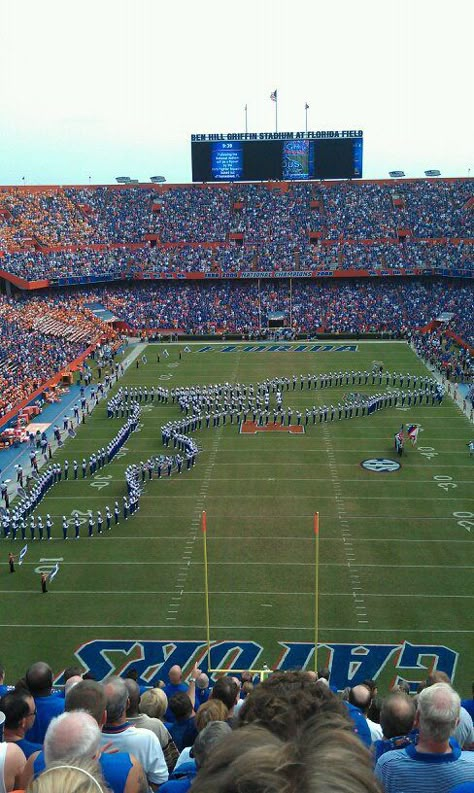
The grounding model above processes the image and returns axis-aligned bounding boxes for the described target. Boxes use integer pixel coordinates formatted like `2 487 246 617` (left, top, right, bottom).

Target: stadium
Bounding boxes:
0 2 473 791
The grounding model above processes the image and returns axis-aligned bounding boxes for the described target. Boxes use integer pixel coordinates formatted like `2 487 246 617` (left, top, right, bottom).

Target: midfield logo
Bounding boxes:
56 640 458 694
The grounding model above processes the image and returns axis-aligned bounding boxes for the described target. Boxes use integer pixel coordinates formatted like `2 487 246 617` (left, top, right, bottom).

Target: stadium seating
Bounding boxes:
0 294 116 420
0 179 471 281
0 178 472 421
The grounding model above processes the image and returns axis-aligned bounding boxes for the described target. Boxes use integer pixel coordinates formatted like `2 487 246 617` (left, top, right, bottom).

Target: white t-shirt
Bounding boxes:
0 743 7 793
367 717 383 742
101 724 168 786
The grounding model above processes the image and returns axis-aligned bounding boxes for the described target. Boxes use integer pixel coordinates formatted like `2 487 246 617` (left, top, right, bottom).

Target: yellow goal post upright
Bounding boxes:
201 510 321 677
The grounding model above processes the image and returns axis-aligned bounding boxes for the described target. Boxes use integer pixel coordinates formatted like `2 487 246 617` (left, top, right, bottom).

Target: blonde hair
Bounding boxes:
139 687 168 719
27 760 109 793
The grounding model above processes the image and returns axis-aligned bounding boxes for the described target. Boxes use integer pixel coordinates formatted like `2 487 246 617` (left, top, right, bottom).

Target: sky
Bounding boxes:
0 0 472 185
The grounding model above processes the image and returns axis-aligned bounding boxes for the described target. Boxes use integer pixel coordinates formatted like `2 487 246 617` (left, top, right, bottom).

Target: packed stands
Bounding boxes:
0 179 471 282
0 294 116 420
72 278 472 346
0 178 472 420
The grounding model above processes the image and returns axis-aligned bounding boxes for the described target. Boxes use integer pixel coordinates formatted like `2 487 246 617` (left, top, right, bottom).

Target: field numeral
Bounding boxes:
433 475 457 492
418 446 439 460
68 509 93 527
453 511 474 533
90 475 112 490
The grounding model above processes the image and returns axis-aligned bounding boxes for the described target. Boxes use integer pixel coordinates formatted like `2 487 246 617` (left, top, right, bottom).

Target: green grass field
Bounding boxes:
1 340 473 695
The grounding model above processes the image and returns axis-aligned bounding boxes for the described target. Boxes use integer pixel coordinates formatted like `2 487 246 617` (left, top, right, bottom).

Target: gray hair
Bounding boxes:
44 711 101 764
417 682 460 742
103 676 129 723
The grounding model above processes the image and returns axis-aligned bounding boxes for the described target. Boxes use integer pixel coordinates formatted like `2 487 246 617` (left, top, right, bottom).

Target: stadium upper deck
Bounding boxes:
0 178 472 286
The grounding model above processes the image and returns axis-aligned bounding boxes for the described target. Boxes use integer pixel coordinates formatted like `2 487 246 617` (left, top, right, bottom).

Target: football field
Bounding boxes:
1 340 473 695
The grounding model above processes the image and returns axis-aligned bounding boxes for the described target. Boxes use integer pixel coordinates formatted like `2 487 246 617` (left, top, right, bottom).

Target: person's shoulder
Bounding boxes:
375 746 408 770
132 725 161 743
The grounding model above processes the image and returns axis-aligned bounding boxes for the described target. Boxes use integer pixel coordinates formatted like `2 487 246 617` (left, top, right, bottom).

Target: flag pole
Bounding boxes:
305 103 309 134
275 94 278 133
314 511 320 672
245 104 248 133
202 511 211 672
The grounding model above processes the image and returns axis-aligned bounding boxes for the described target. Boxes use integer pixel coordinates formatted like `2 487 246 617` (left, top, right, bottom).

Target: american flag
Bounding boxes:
270 90 277 102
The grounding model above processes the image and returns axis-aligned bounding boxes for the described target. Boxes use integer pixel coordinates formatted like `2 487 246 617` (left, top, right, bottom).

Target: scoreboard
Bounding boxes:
191 131 363 182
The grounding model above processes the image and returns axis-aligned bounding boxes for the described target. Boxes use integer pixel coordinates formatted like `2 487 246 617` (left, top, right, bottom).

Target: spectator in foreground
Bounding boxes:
192 713 382 793
373 692 417 762
24 663 64 744
26 759 107 793
0 740 26 793
167 693 198 753
20 706 146 793
375 683 474 792
101 676 168 789
349 685 383 742
160 721 232 793
0 690 42 758
426 672 474 748
125 678 179 771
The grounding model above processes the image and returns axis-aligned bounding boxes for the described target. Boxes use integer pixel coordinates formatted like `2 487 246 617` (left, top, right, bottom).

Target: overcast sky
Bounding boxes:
0 0 472 185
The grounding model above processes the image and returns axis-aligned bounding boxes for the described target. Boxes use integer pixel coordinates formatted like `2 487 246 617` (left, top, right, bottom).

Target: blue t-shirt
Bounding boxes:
16 737 43 759
26 693 65 744
169 717 198 752
160 760 196 793
343 701 372 747
194 687 211 710
164 683 189 722
34 748 133 793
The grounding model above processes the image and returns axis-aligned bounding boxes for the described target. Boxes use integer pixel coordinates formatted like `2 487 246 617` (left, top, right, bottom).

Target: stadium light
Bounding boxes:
389 171 405 178
150 175 166 183
424 169 441 177
115 176 131 183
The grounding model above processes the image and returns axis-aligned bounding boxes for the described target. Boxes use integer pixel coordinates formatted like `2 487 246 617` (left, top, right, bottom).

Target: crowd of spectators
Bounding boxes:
0 276 470 421
1 239 471 281
55 278 472 346
0 294 115 420
0 180 471 281
0 247 148 282
0 660 472 792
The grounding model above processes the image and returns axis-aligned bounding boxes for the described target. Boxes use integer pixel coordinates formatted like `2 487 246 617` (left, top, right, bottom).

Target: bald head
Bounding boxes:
169 665 183 685
380 693 416 739
349 685 372 713
196 673 209 690
64 675 83 697
44 711 101 764
26 662 53 696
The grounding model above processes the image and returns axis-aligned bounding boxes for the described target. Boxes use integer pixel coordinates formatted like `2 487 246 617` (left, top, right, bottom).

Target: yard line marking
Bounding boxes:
0 624 472 633
16 561 472 569
1 590 473 597
55 536 471 542
321 420 370 626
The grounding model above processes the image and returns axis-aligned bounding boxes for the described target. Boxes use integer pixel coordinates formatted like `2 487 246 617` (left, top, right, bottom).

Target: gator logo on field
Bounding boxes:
57 640 458 694
361 458 401 473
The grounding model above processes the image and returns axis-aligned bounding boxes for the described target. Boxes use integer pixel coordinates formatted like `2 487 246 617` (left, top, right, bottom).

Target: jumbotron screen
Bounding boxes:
191 132 363 181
